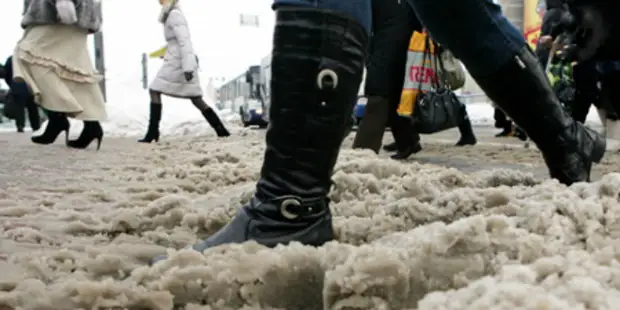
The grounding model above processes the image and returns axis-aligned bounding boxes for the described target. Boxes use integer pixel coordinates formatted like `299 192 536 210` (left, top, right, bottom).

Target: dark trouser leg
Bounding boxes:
152 4 369 264
358 0 418 154
408 0 605 185
456 105 477 146
352 96 389 153
25 96 40 131
571 60 599 123
13 97 25 132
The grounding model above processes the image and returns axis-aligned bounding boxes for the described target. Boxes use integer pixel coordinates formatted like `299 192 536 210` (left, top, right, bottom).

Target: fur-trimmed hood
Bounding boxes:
21 0 102 33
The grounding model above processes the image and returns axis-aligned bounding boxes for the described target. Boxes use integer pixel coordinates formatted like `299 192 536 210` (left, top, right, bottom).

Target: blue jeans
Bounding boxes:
273 0 371 35
407 0 525 76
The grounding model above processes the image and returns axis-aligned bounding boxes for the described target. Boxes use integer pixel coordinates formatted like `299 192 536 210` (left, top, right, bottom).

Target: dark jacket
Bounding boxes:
3 56 32 98
365 0 422 99
546 0 564 10
536 6 567 65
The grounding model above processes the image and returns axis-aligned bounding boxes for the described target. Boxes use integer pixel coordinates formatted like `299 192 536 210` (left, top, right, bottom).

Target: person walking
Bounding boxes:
407 0 604 185
14 0 107 150
152 0 604 264
0 56 41 133
139 0 229 143
352 0 423 157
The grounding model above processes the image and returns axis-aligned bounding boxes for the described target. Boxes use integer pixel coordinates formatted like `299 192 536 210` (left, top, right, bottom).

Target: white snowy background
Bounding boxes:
0 0 602 135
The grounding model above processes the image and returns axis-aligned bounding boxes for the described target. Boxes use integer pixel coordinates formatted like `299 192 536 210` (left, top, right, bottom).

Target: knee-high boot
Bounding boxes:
138 103 161 143
474 47 605 185
151 7 367 264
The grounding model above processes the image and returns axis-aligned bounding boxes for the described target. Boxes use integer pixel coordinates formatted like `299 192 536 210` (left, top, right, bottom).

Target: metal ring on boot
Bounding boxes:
316 69 338 90
280 198 302 220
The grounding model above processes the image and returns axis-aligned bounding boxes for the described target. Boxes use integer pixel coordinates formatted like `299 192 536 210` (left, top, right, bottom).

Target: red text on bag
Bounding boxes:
408 65 436 84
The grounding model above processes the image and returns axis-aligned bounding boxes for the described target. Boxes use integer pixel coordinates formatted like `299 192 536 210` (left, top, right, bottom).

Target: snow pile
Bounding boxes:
0 134 619 309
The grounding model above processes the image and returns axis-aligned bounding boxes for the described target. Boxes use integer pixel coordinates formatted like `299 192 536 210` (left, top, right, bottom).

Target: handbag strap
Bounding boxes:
425 36 441 90
416 33 430 94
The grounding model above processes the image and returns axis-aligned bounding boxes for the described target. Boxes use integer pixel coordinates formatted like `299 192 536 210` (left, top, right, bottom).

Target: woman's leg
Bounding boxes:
138 90 163 143
25 96 41 131
353 0 415 153
191 97 230 137
571 60 599 123
407 0 605 184
12 96 26 132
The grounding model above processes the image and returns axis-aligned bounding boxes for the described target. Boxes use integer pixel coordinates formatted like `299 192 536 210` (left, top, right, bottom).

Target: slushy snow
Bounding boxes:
0 130 620 308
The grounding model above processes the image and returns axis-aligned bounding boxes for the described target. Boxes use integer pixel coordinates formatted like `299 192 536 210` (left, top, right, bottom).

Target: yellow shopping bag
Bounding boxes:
397 31 438 116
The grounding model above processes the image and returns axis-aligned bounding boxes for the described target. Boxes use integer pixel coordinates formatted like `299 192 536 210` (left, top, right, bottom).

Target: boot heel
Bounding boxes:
592 136 607 163
96 136 103 151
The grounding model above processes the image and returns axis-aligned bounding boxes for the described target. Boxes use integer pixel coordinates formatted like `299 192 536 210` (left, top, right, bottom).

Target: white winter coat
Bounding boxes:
149 8 202 98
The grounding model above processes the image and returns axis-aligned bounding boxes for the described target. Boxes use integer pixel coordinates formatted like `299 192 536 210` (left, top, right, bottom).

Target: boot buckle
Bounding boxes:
269 195 327 220
280 198 302 220
316 69 338 90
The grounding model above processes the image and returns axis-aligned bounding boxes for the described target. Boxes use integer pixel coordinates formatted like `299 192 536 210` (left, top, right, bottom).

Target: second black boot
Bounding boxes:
201 108 230 137
151 7 368 264
138 103 161 143
67 121 104 150
473 47 605 185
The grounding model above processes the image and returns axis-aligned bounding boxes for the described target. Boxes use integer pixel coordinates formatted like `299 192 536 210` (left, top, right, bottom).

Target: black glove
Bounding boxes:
184 71 194 81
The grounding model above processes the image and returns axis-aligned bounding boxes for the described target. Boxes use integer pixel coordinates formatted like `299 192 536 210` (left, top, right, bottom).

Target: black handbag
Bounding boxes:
412 35 464 134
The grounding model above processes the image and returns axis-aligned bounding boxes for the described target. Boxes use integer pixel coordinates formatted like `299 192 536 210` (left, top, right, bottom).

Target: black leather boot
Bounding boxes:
67 121 104 150
201 108 230 137
31 111 70 145
352 96 389 153
473 47 605 185
151 7 367 264
138 103 161 143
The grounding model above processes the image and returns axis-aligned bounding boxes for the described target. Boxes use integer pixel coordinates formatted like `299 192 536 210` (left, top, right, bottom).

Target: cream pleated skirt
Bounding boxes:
13 24 107 121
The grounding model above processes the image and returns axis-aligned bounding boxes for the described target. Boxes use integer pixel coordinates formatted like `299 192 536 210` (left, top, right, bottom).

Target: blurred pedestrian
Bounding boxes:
139 0 229 143
352 0 423 157
0 56 40 133
14 0 107 149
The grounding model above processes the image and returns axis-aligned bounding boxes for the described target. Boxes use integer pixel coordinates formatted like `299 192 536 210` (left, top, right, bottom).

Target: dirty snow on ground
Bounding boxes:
0 130 620 309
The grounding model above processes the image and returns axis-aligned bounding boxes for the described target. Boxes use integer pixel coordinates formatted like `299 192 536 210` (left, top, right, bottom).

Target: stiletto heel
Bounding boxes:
96 135 103 150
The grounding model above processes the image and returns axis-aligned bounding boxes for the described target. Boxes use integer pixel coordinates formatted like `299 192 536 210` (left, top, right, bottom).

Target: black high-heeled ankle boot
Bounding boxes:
31 111 70 145
67 121 103 150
